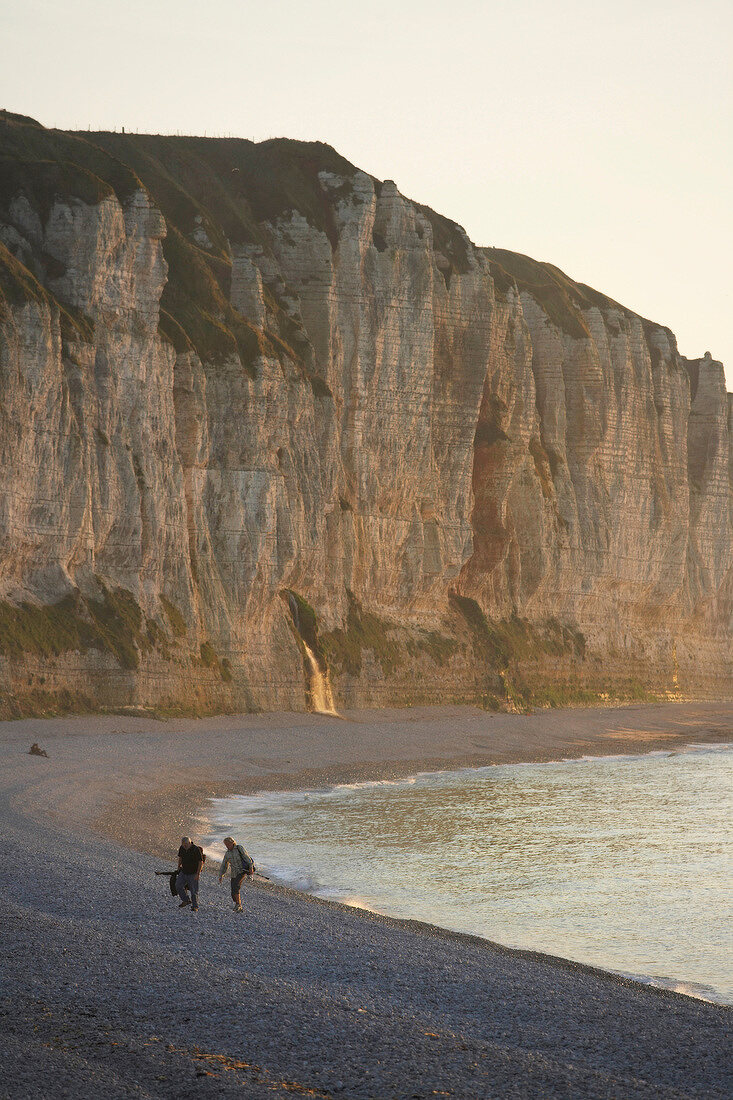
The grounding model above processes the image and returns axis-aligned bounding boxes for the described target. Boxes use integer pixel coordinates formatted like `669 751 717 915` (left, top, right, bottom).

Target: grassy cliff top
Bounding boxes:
0 114 375 365
485 248 656 340
0 112 672 355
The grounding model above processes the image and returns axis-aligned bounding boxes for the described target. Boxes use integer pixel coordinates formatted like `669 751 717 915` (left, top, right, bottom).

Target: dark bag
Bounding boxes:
169 871 178 895
236 844 255 874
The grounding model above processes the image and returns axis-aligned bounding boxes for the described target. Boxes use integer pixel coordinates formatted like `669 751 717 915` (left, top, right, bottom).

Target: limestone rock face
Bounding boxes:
0 115 730 713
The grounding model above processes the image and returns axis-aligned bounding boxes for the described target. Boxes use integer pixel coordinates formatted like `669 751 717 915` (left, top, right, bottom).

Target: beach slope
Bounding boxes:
0 702 730 1098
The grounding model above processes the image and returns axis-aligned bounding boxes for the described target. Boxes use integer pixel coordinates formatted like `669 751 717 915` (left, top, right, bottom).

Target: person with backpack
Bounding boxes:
176 836 205 911
218 836 255 912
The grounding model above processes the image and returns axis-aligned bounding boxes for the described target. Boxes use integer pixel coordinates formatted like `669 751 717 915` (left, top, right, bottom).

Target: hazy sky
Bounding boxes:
2 0 731 389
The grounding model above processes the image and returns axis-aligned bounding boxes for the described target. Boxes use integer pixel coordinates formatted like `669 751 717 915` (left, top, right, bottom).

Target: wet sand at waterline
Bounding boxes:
1 701 731 1098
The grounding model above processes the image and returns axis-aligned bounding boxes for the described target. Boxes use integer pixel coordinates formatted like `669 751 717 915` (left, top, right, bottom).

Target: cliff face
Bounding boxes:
0 112 730 715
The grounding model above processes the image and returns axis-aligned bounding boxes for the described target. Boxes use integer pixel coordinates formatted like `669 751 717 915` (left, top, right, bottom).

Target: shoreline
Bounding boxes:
84 699 733 860
2 700 731 1098
196 736 733 1009
25 699 733 1002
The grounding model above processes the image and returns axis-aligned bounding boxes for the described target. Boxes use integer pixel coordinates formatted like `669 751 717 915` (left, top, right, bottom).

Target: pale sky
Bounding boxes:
2 0 731 390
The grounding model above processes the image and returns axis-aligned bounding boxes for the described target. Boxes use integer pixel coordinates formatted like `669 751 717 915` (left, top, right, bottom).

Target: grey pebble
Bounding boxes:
0 784 730 1099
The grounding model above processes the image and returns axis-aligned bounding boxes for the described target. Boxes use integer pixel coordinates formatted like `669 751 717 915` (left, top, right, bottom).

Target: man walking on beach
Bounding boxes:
177 836 205 911
219 836 254 912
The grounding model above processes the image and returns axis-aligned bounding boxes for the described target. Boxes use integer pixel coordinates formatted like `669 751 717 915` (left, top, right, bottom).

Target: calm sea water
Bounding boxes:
204 743 733 1004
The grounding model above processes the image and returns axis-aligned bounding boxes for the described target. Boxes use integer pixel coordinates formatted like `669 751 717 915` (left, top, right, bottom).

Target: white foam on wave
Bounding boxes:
248 863 387 917
259 863 324 894
329 894 387 915
681 742 732 754
332 775 418 792
209 741 733 828
208 786 337 823
564 743 733 765
612 970 727 1005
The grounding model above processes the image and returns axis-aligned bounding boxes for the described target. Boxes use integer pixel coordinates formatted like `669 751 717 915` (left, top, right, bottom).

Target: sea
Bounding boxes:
203 741 733 1005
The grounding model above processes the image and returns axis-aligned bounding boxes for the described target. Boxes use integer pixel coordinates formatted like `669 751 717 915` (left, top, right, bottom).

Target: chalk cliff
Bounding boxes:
0 111 730 715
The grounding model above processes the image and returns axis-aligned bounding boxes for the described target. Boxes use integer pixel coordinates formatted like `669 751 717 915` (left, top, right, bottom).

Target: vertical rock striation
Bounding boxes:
0 113 730 714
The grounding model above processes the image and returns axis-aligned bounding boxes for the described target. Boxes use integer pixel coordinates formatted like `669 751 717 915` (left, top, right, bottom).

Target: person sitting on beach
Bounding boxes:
177 836 205 911
218 836 254 913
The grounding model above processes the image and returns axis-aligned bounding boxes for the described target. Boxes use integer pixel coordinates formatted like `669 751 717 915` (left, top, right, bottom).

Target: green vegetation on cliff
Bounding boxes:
449 593 593 710
321 592 403 676
200 640 233 682
160 595 187 637
484 248 656 340
287 589 459 679
0 240 48 308
0 585 172 670
0 240 93 341
0 111 355 372
485 250 592 338
451 592 584 664
157 226 266 375
283 590 320 653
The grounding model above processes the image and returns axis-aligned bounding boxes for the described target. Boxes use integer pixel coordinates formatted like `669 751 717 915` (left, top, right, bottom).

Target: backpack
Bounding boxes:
236 844 255 874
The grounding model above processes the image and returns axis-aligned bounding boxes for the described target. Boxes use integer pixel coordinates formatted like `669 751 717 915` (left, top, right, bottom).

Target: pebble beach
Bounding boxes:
1 701 731 1099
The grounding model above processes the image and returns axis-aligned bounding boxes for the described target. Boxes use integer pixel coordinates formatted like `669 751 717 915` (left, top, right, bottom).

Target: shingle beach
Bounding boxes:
1 702 730 1099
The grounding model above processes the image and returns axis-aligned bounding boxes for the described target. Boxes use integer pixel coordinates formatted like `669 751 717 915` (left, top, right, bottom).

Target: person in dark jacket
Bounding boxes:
218 836 254 912
177 836 205 911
